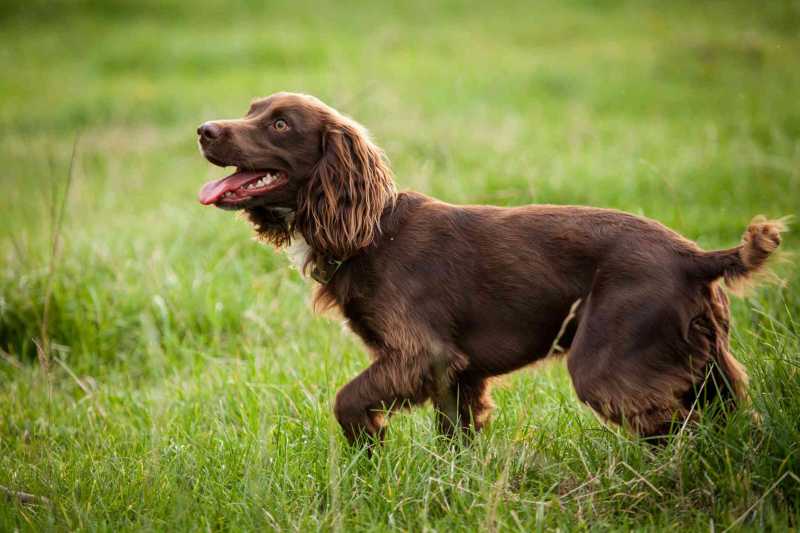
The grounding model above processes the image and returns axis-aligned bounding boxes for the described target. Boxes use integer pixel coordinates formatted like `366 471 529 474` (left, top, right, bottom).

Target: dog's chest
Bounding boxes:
284 232 312 275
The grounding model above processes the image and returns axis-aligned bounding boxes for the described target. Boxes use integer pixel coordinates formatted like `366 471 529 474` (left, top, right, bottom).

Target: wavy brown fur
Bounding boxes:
295 118 396 264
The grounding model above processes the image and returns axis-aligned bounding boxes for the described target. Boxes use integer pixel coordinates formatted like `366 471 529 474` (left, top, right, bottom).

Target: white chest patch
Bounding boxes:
284 232 312 276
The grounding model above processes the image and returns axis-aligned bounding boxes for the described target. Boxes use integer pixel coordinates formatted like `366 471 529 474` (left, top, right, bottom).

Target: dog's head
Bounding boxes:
197 92 395 258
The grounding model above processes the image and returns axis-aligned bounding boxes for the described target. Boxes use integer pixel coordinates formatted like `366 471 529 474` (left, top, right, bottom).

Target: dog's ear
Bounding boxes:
296 118 395 260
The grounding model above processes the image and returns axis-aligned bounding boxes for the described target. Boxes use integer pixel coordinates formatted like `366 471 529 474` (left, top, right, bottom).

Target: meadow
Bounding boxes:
1 0 799 530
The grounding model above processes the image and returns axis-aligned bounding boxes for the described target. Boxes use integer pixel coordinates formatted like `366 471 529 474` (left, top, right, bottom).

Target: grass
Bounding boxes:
1 0 799 530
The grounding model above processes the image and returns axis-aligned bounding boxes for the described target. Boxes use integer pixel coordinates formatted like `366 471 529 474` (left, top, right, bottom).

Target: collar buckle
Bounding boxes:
310 256 344 284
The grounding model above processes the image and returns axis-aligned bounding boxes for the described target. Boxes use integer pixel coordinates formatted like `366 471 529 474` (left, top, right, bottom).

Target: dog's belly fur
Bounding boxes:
454 307 580 375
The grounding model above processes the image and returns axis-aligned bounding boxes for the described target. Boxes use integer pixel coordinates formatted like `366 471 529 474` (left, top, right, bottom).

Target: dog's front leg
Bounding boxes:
434 374 494 438
433 387 460 438
333 355 427 446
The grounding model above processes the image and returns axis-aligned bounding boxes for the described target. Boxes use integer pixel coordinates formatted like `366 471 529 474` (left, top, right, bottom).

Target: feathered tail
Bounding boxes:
690 216 788 291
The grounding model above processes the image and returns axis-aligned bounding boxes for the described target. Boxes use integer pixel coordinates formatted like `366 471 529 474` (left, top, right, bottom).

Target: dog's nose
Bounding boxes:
197 122 222 140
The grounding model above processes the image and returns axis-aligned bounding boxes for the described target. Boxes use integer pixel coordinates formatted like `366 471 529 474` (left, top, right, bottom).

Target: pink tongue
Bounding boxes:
198 170 266 205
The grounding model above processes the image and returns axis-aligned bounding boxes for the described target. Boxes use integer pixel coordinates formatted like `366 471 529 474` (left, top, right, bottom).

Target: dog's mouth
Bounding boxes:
198 168 288 208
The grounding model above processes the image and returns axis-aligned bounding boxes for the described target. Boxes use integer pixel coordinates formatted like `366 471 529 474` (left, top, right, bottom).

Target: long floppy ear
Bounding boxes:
295 118 396 260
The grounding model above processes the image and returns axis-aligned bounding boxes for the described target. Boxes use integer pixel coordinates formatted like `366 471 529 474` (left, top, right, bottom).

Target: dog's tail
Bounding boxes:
690 216 788 291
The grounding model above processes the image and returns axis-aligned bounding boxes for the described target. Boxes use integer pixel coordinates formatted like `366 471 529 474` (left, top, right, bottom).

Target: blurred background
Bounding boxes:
1 0 798 530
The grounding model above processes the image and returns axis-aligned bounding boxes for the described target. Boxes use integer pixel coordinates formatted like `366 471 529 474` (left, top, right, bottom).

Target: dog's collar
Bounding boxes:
310 255 344 284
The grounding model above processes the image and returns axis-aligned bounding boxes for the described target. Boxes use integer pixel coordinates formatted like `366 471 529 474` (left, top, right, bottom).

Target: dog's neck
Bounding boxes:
245 206 348 284
283 231 340 283
284 231 312 272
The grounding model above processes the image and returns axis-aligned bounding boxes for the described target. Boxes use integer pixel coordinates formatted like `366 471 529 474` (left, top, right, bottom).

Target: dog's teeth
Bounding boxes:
239 174 279 192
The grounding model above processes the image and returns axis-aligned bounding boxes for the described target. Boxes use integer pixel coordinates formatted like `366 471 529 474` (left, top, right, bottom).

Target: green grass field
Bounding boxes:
1 0 799 530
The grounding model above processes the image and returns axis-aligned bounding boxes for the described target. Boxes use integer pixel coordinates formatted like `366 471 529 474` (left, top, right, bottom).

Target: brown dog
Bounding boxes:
197 92 785 443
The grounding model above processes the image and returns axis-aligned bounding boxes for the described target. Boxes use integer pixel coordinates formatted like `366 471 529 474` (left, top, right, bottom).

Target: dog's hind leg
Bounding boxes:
565 272 737 438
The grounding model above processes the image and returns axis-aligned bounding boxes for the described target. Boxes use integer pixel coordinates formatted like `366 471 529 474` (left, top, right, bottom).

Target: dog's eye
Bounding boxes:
273 119 289 132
